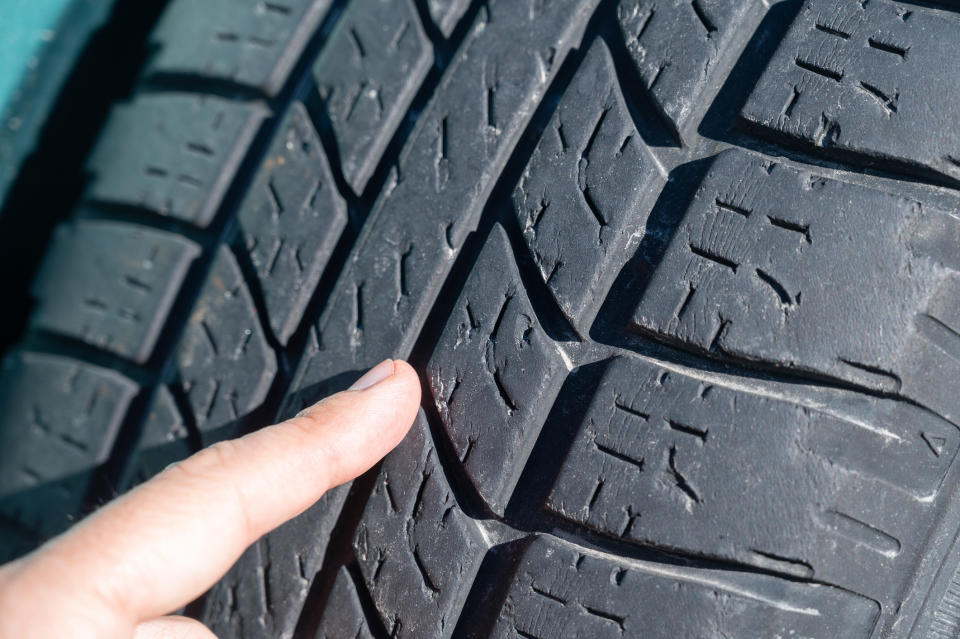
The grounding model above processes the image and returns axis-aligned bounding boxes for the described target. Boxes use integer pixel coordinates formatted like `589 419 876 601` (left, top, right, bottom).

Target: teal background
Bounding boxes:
0 0 114 208
0 0 75 114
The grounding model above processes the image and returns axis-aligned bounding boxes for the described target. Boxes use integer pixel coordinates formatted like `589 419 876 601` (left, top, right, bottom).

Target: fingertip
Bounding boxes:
289 358 422 488
386 359 422 403
345 358 421 449
347 358 397 390
134 616 218 639
350 359 420 397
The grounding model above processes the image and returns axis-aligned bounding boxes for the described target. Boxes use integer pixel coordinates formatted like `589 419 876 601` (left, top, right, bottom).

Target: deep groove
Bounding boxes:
263 2 292 15
348 28 366 59
793 57 844 82
666 418 709 442
490 294 514 343
613 398 650 421
292 468 384 639
836 357 902 393
583 107 610 159
714 197 751 217
915 313 960 363
21 330 154 385
595 441 645 471
820 509 901 557
531 583 568 604
410 0 445 49
867 37 909 58
755 267 794 306
750 549 815 578
227 240 288 354
690 0 718 35
782 85 801 118
492 368 520 413
674 284 697 320
857 80 898 114
486 81 497 130
140 73 270 101
198 320 219 356
511 491 873 591
412 471 431 516
185 141 216 157
634 8 655 41
412 546 441 593
581 185 609 234
614 308 944 425
86 383 166 509
581 603 627 631
76 201 215 245
667 445 701 504
588 477 605 511
688 243 739 272
354 282 365 334
766 214 811 241
602 13 683 147
345 562 394 639
556 122 570 152
814 22 851 39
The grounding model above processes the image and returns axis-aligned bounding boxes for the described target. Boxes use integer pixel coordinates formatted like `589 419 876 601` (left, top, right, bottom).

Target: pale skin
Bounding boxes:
0 359 422 639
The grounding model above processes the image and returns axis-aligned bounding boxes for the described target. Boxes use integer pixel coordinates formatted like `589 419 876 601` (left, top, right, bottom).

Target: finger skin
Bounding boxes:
0 360 420 639
134 617 218 639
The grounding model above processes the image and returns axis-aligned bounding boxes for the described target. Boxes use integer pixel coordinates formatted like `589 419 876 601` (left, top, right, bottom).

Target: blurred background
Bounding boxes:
0 0 166 358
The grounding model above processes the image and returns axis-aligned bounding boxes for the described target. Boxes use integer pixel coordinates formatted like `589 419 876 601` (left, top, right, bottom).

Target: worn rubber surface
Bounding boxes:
4 0 960 636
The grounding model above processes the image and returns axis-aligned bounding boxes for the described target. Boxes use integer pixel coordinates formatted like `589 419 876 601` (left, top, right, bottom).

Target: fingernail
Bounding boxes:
349 359 395 391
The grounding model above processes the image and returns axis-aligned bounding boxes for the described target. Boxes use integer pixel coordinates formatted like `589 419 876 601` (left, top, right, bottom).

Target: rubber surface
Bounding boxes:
4 0 960 637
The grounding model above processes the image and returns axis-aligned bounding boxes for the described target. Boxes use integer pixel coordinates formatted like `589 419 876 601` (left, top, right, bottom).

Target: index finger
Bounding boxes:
2 360 420 637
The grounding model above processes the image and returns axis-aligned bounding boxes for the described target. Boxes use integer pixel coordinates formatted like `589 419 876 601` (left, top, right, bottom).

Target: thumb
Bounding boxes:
0 359 420 639
133 616 218 639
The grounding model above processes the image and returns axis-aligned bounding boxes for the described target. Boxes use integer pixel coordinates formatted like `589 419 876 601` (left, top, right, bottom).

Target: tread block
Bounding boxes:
87 94 266 227
139 386 190 451
31 220 201 363
513 40 661 328
314 568 376 639
545 355 956 603
148 0 335 96
174 247 277 434
237 102 347 345
485 536 878 638
203 483 350 639
127 386 193 484
286 0 599 409
740 0 960 185
0 352 138 497
924 556 960 639
354 412 489 639
0 472 97 541
428 226 566 514
630 148 960 423
313 0 432 194
618 0 760 132
425 0 471 38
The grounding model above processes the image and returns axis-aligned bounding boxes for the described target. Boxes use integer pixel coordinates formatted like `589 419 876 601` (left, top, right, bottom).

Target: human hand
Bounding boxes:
0 359 421 639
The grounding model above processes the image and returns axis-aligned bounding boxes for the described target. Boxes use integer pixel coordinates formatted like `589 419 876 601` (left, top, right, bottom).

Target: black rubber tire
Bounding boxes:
4 0 960 637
